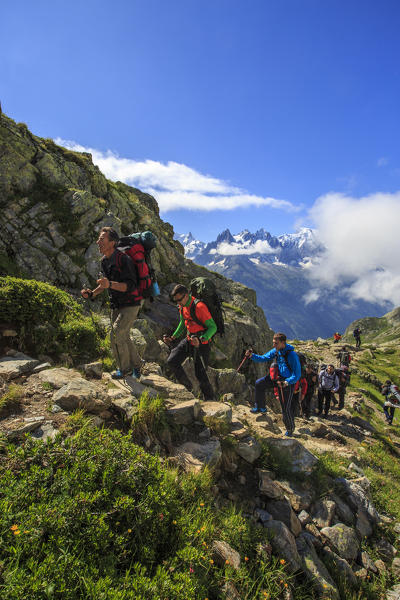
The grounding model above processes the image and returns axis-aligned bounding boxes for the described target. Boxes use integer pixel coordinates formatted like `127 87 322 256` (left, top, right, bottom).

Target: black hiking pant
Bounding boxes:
355 336 361 348
338 386 346 409
167 338 215 401
302 388 315 418
318 389 333 416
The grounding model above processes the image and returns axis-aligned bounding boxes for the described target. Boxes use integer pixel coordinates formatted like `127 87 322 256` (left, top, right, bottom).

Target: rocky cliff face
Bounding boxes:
0 114 274 367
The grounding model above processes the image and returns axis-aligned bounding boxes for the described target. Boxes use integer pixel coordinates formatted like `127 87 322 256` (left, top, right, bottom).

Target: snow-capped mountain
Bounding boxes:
176 228 390 339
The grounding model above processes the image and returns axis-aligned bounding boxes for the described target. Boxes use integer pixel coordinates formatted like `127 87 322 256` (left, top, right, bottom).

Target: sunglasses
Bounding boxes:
173 294 186 303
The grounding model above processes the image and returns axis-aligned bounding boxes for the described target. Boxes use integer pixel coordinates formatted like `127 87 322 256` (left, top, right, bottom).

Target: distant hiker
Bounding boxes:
336 346 351 367
382 379 400 425
335 365 351 410
163 284 216 401
318 364 339 418
302 365 318 419
81 227 144 380
245 333 301 437
353 327 362 348
333 332 342 343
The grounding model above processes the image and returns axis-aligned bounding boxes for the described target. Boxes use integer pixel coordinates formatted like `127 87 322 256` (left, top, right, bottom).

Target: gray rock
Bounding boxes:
111 396 139 420
275 479 315 512
51 404 63 413
81 361 103 379
212 540 241 570
254 508 272 523
335 477 380 527
265 438 318 473
31 422 59 442
392 557 400 578
296 536 339 599
52 379 106 413
140 373 195 402
200 401 232 424
320 523 359 561
265 498 302 536
166 400 201 425
298 510 311 526
172 439 221 472
321 545 358 590
360 551 378 573
329 493 355 526
311 499 336 528
235 436 261 463
221 581 241 600
38 367 83 389
6 416 45 439
355 508 373 539
264 519 302 573
375 538 397 563
387 584 400 600
32 362 52 374
258 470 284 499
0 353 40 380
348 462 365 476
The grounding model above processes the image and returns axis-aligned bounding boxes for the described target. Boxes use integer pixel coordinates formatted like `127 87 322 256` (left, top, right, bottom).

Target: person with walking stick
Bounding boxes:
245 333 301 437
163 284 216 401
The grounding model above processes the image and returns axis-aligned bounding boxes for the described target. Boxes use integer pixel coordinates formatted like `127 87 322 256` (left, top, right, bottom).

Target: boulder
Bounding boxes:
166 399 200 425
311 499 336 528
320 524 359 561
275 479 315 512
375 538 397 563
6 416 45 439
140 373 195 402
265 438 318 473
0 353 40 380
265 498 302 537
392 557 400 578
360 551 378 573
296 536 339 599
111 396 139 420
81 361 103 379
335 477 380 527
258 470 284 499
329 493 355 526
387 584 400 600
211 540 241 570
355 508 373 539
235 436 261 463
172 439 222 472
52 379 107 414
264 519 302 573
200 401 232 424
320 545 358 590
37 367 83 388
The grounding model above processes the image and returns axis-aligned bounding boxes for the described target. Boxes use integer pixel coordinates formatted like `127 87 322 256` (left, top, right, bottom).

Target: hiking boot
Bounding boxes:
250 406 260 413
131 368 141 379
259 408 267 414
284 430 293 437
111 369 124 380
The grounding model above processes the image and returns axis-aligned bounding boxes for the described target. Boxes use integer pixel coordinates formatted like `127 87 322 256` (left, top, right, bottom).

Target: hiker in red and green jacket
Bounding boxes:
163 284 216 401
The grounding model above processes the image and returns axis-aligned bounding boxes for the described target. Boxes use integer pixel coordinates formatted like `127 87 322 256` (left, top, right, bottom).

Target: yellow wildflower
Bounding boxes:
10 525 18 531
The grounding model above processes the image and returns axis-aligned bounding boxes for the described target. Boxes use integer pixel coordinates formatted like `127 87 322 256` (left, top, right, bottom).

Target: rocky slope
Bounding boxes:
1 332 400 598
0 113 274 369
345 307 400 345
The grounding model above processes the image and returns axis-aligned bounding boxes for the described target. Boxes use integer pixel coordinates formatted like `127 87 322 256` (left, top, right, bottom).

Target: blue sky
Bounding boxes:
2 0 400 242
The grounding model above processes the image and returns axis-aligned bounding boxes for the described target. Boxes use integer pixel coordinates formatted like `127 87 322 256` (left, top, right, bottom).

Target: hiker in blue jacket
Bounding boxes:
245 332 301 437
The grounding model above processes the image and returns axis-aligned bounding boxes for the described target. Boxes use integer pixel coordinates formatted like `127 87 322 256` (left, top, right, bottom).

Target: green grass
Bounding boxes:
222 301 246 316
0 423 308 600
0 384 24 416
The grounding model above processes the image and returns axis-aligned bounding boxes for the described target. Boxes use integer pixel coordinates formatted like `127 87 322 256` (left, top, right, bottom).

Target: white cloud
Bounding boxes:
305 191 400 307
210 239 276 256
55 138 298 213
377 157 389 167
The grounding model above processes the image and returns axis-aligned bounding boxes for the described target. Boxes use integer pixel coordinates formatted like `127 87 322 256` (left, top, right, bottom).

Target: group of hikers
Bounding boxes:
81 226 396 436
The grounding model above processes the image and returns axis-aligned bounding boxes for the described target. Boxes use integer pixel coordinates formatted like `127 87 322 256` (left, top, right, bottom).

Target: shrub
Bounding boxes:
0 277 106 361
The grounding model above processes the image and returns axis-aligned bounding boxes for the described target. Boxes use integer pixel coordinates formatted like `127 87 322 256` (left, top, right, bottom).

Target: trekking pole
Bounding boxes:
237 348 252 372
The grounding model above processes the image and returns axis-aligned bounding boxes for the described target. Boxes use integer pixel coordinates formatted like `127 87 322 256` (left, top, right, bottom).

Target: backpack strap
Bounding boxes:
189 299 206 330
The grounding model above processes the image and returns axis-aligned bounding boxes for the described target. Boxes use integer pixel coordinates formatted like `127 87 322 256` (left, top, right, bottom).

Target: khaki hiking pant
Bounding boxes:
110 303 143 374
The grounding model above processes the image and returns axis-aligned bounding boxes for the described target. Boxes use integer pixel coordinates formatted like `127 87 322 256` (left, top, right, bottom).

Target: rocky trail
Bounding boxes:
1 335 400 599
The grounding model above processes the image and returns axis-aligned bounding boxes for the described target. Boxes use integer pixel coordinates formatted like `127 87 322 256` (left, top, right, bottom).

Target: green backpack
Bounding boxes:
189 277 225 336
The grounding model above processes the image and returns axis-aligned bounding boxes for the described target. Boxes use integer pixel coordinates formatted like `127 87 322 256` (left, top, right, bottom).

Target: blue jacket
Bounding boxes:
251 343 301 385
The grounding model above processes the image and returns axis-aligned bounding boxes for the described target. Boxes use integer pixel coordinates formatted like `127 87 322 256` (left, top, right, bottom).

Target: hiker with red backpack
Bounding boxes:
163 283 217 401
81 227 144 380
245 333 301 437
